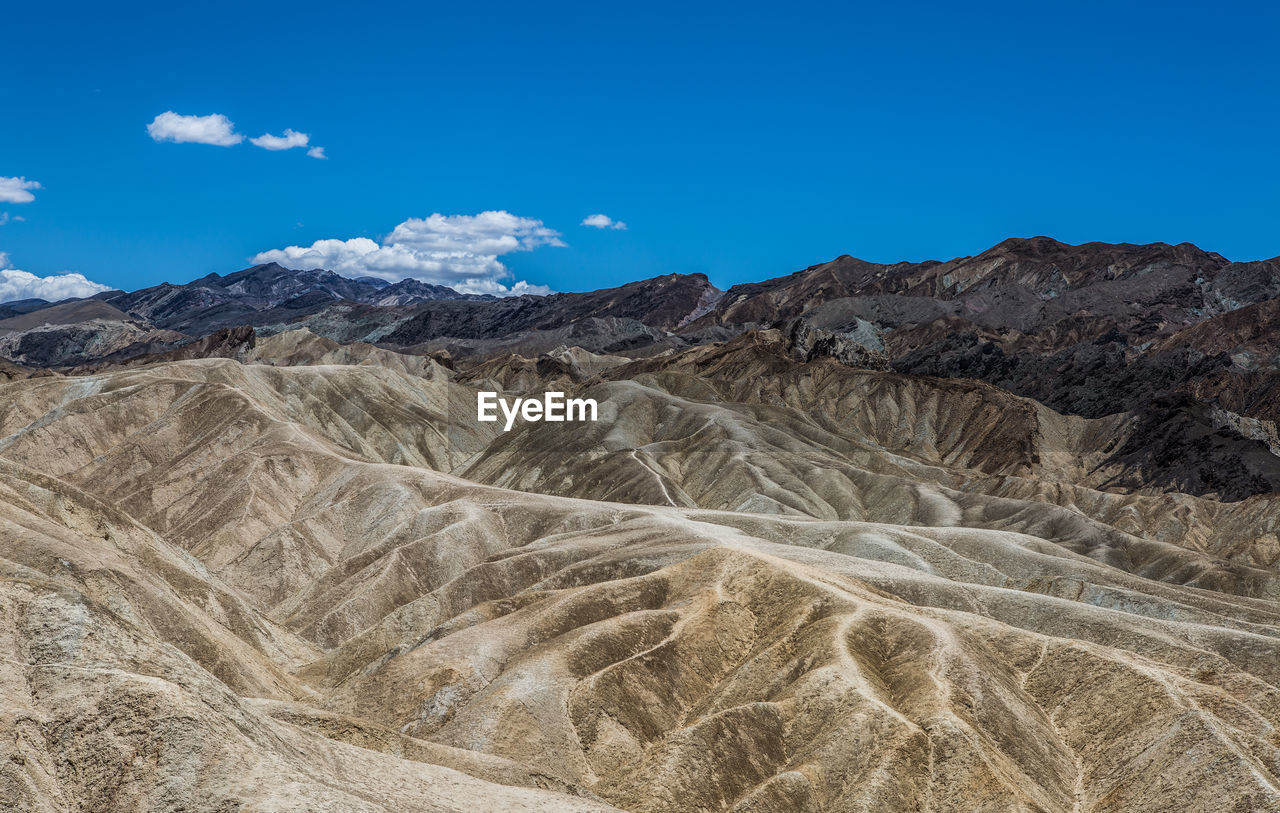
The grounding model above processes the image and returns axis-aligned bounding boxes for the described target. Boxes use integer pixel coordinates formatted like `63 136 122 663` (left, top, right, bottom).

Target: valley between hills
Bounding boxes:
3 237 1280 811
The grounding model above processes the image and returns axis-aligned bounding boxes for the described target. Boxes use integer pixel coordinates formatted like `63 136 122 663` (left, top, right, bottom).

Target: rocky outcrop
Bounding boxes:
782 318 890 369
0 318 185 367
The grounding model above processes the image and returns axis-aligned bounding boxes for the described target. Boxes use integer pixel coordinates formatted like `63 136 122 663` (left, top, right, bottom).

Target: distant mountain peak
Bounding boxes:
91 262 491 335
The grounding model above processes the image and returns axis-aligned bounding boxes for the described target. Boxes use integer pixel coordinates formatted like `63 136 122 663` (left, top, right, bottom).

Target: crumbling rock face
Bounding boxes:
73 324 258 371
0 318 186 368
782 318 890 370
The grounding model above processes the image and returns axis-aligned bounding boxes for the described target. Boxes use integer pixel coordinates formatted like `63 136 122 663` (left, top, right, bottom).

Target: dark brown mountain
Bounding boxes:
686 236 1268 339
381 272 722 346
100 262 493 334
1147 297 1280 362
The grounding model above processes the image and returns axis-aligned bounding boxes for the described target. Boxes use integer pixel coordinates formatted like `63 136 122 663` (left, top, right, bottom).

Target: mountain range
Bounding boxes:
7 236 1280 500
3 237 1280 811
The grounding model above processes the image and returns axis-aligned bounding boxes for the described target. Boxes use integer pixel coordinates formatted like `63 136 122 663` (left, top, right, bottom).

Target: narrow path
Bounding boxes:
630 449 677 507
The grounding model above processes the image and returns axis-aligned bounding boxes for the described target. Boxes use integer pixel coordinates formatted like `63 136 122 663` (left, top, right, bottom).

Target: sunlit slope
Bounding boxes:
464 337 1280 593
0 459 615 812
0 352 1278 811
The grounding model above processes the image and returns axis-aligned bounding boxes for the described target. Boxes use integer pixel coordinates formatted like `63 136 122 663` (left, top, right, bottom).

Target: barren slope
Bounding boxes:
1 347 1279 811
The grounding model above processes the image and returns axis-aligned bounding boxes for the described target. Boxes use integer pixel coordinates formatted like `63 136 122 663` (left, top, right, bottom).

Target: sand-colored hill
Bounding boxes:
1 343 1278 810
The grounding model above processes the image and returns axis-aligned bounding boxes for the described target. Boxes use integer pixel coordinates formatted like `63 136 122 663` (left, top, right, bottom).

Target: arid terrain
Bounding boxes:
3 238 1280 811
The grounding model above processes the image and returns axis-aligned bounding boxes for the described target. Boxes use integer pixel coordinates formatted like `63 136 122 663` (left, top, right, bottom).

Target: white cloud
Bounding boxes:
388 212 564 255
252 211 562 296
0 177 41 204
0 254 112 303
148 113 327 158
581 213 627 230
147 111 243 146
250 128 310 151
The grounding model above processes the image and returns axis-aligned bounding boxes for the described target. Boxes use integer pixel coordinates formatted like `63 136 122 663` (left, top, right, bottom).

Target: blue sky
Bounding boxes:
2 0 1279 298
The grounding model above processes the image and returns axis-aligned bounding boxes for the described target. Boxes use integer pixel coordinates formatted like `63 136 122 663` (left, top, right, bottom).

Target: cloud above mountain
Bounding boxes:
252 211 561 295
0 253 112 303
0 176 42 204
581 213 627 230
